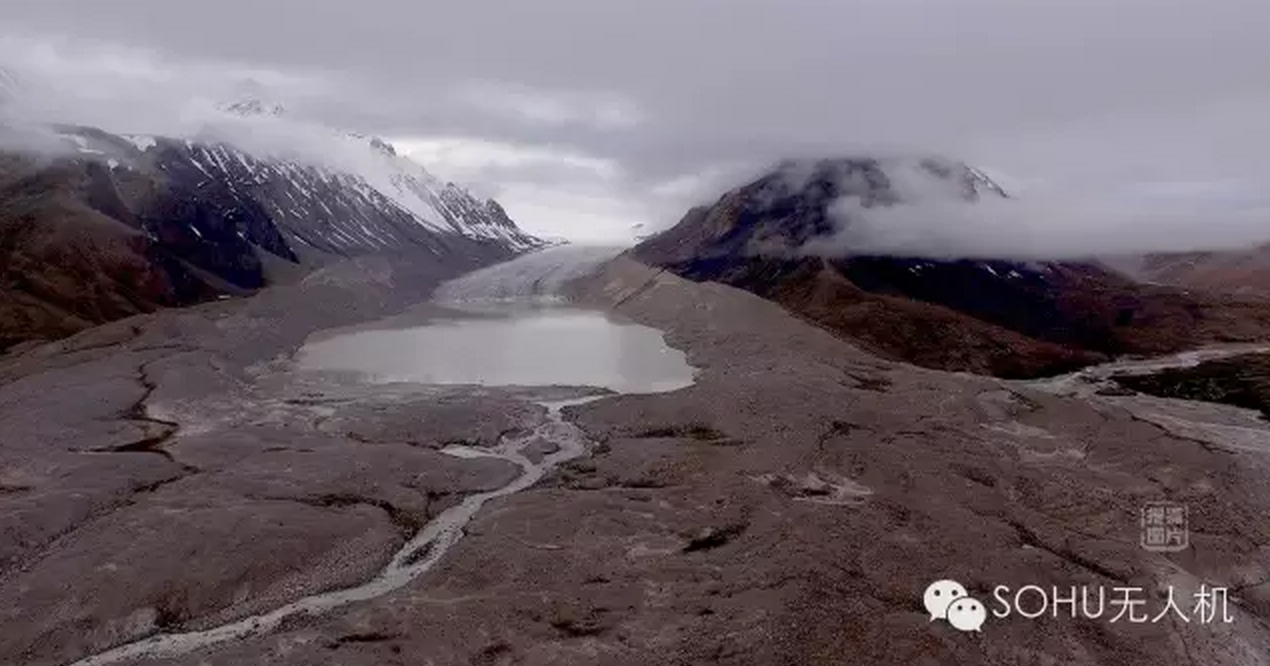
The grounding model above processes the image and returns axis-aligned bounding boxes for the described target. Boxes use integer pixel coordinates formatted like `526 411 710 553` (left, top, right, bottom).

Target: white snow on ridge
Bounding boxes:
91 112 540 252
58 133 106 156
124 134 157 152
966 165 1008 197
333 134 539 250
336 134 453 234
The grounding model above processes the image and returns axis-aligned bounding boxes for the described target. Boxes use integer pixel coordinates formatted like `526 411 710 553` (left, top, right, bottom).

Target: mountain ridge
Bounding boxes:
633 156 1270 377
0 119 542 351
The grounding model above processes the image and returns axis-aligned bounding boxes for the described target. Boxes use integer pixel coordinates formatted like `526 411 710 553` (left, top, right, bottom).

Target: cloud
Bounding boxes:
0 33 331 138
800 162 1270 260
455 82 642 131
0 1 1268 244
0 30 667 239
395 137 621 184
393 136 690 242
0 119 69 156
494 184 652 244
812 197 1270 260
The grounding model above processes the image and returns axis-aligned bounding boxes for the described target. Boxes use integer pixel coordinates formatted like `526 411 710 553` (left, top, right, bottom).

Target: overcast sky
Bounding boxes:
1 0 1268 244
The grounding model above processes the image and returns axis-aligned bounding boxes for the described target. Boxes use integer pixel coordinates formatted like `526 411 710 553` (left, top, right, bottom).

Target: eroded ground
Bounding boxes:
2 255 1269 665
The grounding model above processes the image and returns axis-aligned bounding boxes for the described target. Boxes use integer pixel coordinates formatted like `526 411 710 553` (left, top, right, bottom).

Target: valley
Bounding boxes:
4 5 1270 664
3 247 1270 665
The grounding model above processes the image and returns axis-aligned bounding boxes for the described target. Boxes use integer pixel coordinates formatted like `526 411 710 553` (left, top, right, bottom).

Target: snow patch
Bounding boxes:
124 135 157 152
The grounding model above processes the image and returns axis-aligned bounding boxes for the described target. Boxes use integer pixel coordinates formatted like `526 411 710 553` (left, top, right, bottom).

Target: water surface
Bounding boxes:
298 307 695 394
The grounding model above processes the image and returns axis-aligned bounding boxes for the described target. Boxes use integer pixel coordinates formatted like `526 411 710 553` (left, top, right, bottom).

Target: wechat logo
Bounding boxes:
924 579 986 632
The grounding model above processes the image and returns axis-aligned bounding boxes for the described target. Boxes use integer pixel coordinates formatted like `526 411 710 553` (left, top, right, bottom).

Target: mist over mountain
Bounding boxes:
0 80 541 350
0 66 18 104
729 157 1270 261
634 157 1270 377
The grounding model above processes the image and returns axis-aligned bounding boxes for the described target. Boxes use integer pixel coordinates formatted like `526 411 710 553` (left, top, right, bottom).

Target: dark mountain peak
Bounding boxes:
220 98 287 118
344 132 399 158
639 155 1007 265
760 155 1007 209
368 136 397 157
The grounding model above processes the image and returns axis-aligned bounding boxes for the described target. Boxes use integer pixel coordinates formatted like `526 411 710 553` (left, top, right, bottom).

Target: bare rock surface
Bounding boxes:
0 257 538 666
3 255 1270 666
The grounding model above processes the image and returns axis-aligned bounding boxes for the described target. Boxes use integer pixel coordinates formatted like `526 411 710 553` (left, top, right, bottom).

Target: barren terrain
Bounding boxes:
1 252 1268 665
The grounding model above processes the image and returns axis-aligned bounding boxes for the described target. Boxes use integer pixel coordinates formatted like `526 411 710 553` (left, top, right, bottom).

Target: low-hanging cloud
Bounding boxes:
2 0 1270 244
0 119 72 157
0 34 446 189
0 33 332 138
0 31 686 242
779 157 1270 260
805 193 1270 260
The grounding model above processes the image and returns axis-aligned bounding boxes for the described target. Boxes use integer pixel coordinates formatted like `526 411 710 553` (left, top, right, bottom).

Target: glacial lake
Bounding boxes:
297 307 696 394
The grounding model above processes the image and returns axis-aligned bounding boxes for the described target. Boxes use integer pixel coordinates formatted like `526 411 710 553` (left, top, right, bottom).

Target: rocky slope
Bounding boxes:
1125 247 1270 297
0 122 541 351
633 158 1270 377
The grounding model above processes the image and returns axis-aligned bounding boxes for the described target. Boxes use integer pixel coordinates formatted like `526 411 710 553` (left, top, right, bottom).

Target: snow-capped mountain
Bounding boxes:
0 105 543 349
640 157 1011 266
0 81 544 256
633 156 1270 377
112 131 543 257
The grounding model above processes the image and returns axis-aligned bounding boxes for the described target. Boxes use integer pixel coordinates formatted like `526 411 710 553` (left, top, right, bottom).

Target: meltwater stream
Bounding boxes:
69 247 695 665
68 399 600 666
